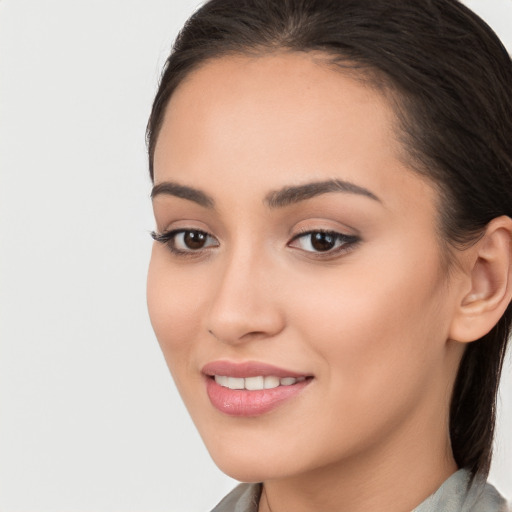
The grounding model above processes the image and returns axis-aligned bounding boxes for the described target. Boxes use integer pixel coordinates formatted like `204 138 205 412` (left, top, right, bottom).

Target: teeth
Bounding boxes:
215 375 228 387
214 375 302 390
227 377 245 390
245 376 264 390
264 376 280 389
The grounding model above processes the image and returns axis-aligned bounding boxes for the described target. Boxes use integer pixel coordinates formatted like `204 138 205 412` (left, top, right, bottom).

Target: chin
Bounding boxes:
202 432 299 483
212 454 291 483
216 462 269 483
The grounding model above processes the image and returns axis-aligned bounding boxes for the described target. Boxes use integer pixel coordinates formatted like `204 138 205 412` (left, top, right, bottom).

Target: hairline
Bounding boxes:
150 46 469 266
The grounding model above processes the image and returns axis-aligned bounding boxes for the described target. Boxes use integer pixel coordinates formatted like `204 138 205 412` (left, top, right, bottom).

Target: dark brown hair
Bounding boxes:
147 0 512 477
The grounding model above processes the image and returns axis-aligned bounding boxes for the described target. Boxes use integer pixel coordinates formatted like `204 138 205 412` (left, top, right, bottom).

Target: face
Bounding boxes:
147 53 464 483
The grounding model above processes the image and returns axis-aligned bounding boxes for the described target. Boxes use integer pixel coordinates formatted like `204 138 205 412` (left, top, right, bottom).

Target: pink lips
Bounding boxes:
202 361 312 417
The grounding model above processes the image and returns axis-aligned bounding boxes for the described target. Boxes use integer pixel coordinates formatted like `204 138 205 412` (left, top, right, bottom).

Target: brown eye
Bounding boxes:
310 232 336 252
289 230 359 254
183 230 208 250
151 229 219 254
171 229 219 252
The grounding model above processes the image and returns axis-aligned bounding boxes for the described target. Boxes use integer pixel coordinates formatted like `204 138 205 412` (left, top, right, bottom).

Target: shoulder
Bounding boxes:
210 483 262 512
466 480 511 512
414 469 510 512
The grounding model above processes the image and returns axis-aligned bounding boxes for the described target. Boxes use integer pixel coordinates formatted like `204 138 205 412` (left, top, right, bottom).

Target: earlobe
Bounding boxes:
449 216 512 343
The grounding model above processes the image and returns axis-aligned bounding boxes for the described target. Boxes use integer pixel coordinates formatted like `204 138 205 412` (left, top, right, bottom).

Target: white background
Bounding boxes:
0 1 511 511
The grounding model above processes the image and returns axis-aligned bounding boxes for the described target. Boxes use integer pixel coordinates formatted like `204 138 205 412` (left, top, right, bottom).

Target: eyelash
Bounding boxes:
151 229 359 258
151 229 219 257
289 230 360 256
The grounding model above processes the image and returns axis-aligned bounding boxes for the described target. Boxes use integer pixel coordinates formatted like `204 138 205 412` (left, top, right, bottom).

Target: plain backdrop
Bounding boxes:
0 1 511 511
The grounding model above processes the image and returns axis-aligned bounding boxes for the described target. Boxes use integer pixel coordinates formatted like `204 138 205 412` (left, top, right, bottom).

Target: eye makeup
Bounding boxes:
288 230 360 255
151 229 219 256
151 226 360 261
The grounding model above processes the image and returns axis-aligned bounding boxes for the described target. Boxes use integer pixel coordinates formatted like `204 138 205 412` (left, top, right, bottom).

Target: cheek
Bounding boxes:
146 247 204 374
289 250 449 408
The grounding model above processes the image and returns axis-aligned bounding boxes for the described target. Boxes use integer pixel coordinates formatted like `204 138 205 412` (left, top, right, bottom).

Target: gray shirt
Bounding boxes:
211 469 510 512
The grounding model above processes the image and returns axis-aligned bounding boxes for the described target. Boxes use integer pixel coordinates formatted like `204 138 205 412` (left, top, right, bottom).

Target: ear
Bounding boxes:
449 216 512 343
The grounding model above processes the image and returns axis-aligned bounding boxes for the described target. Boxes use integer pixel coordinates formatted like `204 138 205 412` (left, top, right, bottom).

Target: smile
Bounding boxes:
203 361 312 416
214 375 307 390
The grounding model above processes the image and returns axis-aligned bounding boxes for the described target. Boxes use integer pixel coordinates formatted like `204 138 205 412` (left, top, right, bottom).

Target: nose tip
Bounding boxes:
206 300 285 345
205 259 285 345
207 322 279 345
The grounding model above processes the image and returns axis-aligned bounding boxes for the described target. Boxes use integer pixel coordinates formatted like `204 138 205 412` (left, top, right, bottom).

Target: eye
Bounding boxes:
151 229 219 254
289 230 359 254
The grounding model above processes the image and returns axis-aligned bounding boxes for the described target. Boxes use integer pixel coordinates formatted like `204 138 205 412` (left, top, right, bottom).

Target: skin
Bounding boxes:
147 53 483 512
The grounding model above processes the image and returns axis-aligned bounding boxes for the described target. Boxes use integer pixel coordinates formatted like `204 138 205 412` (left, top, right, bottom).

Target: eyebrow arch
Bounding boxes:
151 181 215 208
265 179 381 208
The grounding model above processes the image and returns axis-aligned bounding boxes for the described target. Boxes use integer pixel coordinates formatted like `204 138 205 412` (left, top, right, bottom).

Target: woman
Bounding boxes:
146 0 512 510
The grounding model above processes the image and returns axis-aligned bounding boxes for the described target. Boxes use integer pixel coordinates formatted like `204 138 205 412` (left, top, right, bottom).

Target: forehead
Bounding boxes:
153 52 436 218
158 52 396 153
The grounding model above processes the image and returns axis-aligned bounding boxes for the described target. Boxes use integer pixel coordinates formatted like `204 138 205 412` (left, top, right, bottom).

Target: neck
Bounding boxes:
258 410 458 512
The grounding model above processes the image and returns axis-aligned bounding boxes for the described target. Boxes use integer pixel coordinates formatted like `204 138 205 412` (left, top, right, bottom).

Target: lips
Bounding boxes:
203 360 309 378
202 361 312 416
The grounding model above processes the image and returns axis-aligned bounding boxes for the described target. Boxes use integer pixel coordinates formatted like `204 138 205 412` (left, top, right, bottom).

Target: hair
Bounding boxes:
146 0 512 477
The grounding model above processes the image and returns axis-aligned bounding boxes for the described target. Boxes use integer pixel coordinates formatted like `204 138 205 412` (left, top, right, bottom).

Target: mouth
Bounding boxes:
213 375 307 390
202 361 313 416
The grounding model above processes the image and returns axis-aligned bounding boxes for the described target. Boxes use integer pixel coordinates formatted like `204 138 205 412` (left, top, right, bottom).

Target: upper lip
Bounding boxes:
202 360 311 379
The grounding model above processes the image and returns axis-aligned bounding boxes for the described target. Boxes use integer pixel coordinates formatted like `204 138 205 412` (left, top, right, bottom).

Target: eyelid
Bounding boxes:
151 228 219 257
288 229 360 255
150 225 360 259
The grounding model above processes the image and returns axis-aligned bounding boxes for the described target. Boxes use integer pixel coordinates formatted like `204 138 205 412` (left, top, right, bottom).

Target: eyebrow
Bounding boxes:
265 179 380 208
150 178 380 209
151 181 215 208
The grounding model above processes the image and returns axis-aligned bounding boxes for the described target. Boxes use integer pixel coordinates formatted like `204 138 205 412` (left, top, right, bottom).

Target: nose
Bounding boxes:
206 248 285 345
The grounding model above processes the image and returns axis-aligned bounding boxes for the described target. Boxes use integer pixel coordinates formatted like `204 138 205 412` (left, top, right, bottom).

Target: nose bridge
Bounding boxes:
206 238 284 344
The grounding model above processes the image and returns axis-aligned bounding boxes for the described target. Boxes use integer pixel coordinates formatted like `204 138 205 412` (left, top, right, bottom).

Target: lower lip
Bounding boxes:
205 377 311 417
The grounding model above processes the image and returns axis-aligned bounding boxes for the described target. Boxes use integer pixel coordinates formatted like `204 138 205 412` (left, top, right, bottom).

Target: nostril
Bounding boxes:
206 299 286 345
